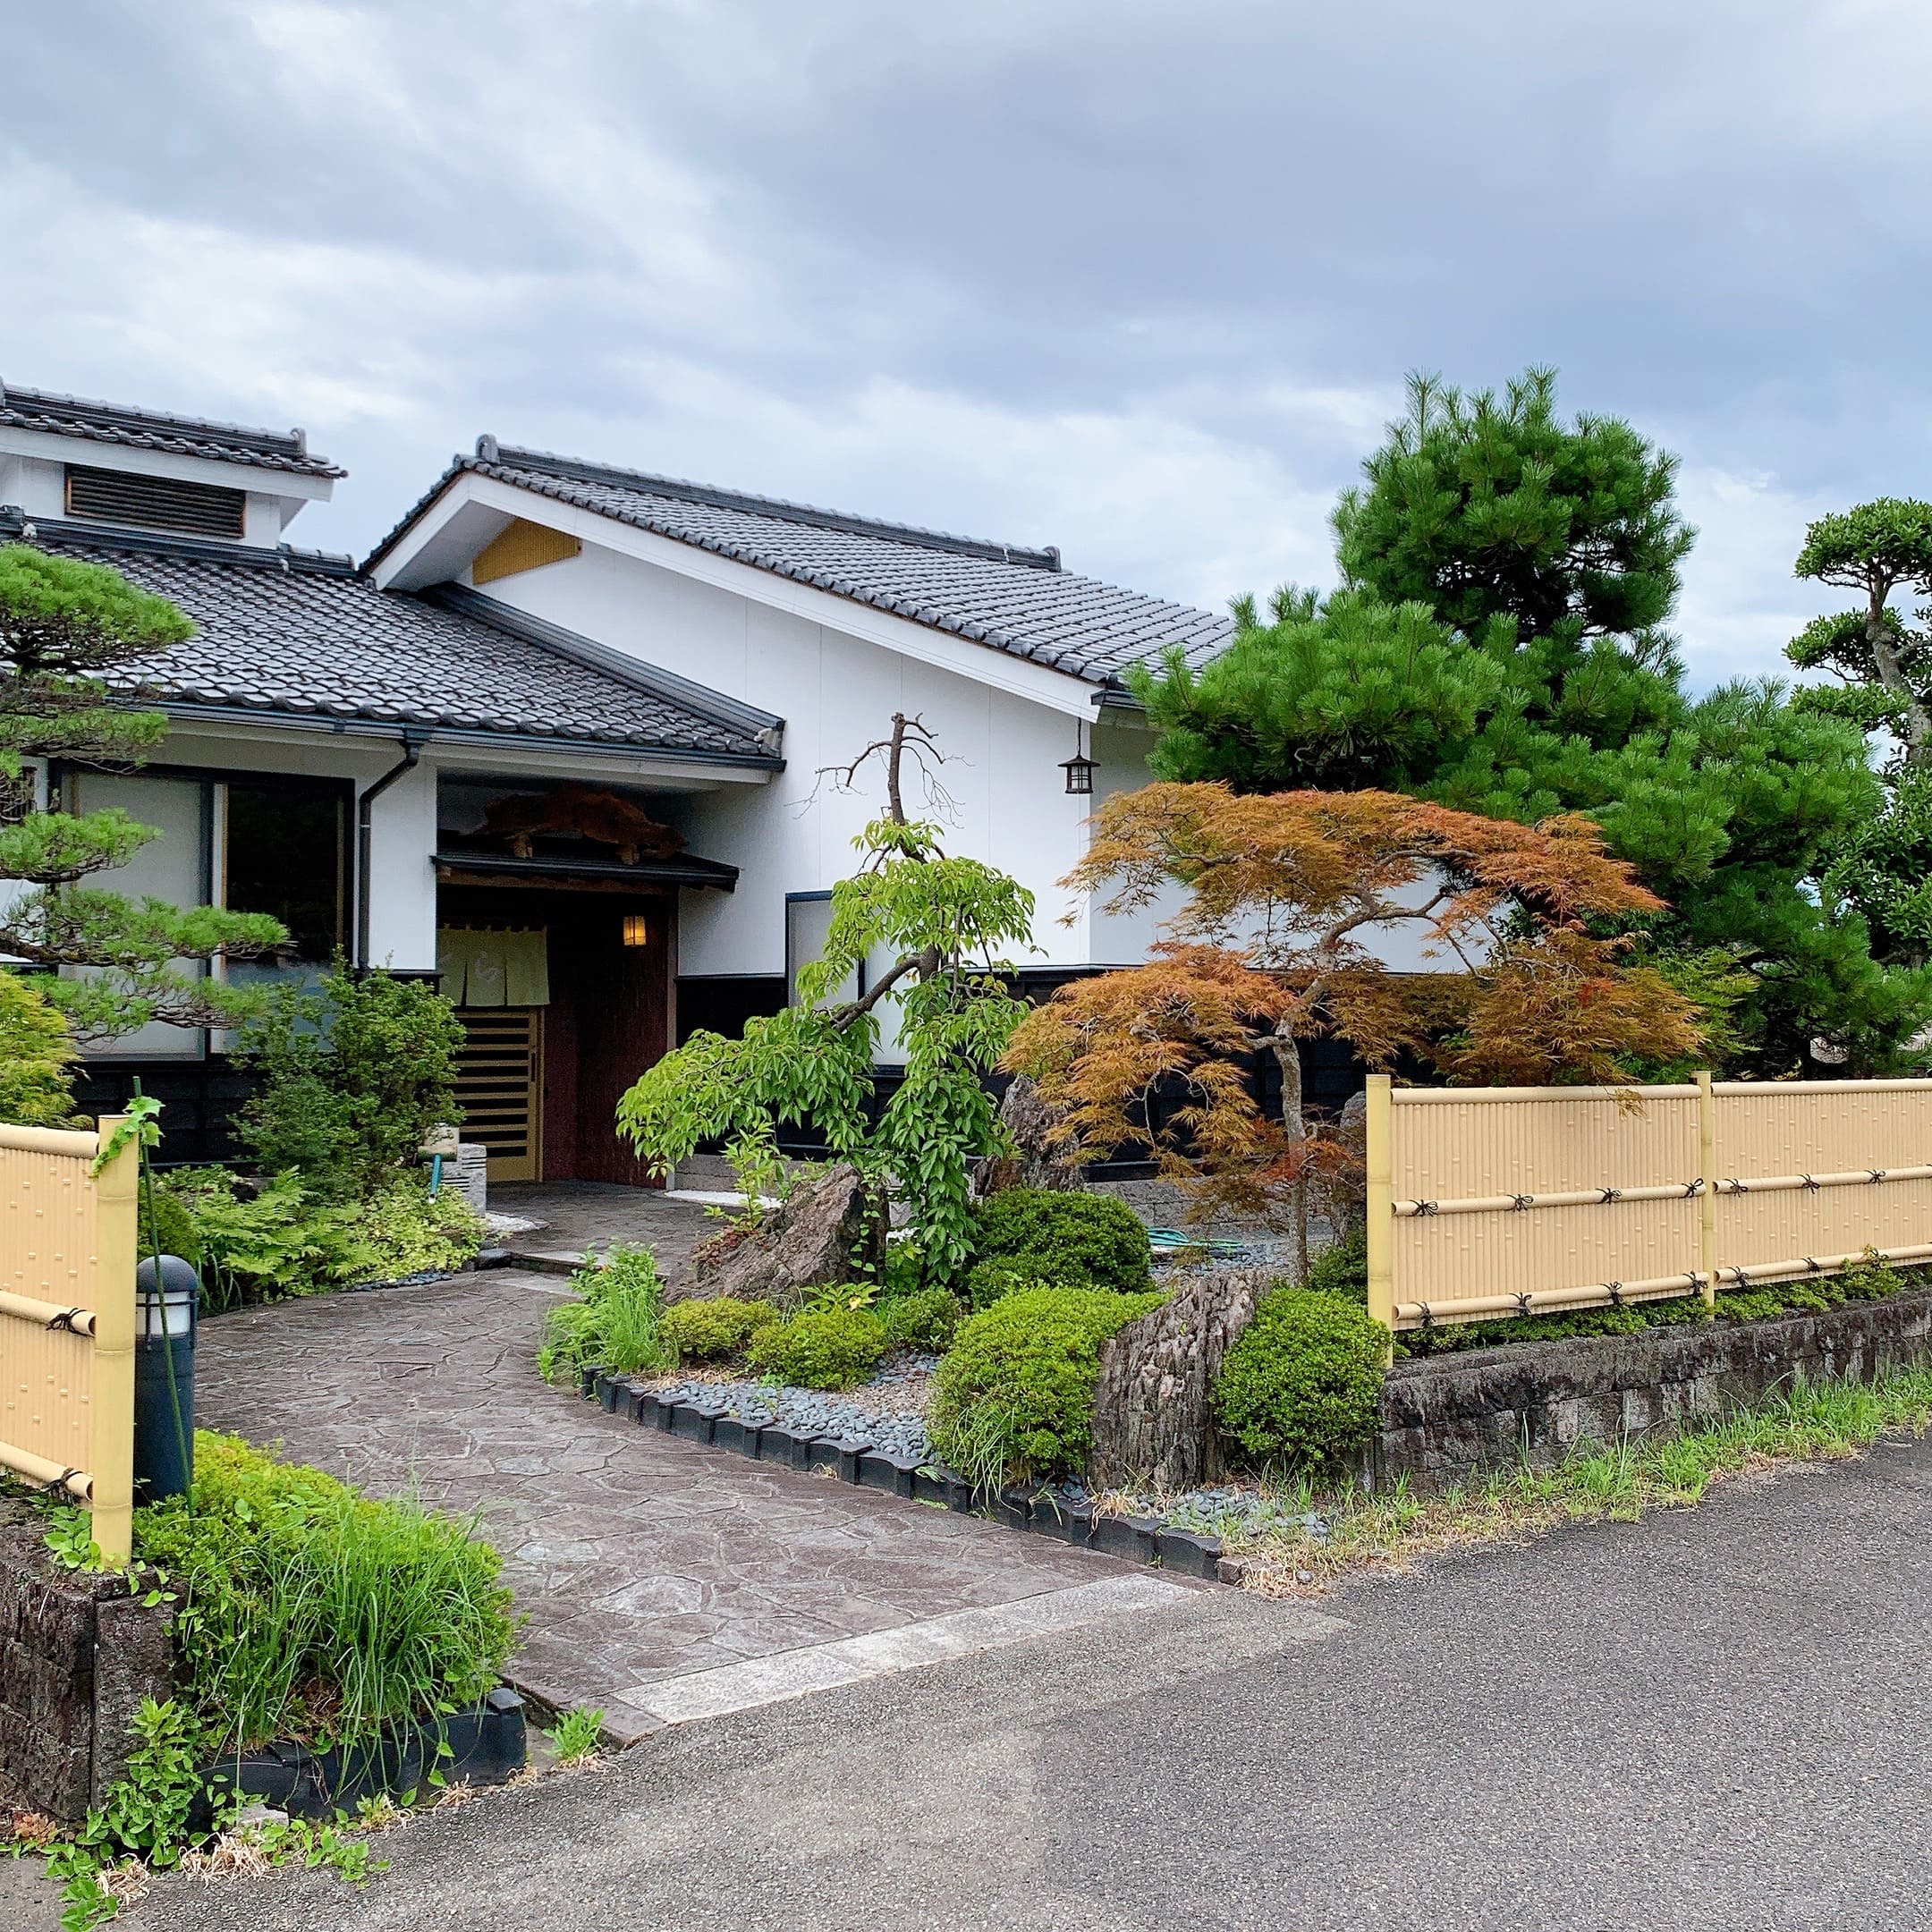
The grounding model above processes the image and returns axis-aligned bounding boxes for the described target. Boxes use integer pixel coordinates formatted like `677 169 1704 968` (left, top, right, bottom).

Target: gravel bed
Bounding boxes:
644 1354 941 1462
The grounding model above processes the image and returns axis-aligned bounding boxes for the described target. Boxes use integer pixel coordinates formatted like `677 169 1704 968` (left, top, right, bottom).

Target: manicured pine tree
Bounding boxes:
0 542 284 1052
1134 369 1926 1074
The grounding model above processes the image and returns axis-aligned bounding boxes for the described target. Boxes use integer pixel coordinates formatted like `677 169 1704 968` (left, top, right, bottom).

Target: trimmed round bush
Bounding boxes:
1214 1288 1388 1470
747 1307 889 1390
661 1295 782 1364
970 1188 1153 1294
963 1258 1064 1312
883 1288 964 1353
928 1286 1165 1487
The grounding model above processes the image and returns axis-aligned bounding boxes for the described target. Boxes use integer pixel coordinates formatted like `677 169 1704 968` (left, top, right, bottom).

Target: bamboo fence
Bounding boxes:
0 1117 137 1562
1364 1076 1932 1343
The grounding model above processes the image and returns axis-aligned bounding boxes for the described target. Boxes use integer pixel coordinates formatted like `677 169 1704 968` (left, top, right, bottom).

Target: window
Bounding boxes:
64 770 211 1060
58 767 352 1056
65 463 247 540
785 892 856 1008
224 777 347 979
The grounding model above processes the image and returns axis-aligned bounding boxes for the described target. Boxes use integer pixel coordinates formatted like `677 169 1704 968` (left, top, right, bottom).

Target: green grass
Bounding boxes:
550 1708 605 1766
1186 1364 1932 1594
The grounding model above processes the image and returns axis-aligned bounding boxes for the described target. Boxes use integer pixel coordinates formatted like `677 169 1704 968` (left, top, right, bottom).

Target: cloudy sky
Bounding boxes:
4 1 1926 684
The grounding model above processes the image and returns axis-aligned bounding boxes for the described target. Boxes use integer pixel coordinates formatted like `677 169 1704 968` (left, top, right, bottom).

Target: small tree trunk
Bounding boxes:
1089 1267 1269 1492
1868 606 1932 766
1267 1030 1309 1282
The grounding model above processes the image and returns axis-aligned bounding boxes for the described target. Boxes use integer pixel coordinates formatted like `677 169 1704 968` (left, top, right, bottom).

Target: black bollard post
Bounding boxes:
134 1255 198 1504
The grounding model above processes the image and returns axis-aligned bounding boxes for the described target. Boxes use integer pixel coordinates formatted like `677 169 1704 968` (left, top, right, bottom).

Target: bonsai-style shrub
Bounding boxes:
1304 1225 1368 1302
747 1306 890 1390
929 1286 1165 1487
882 1287 964 1352
661 1295 782 1364
970 1189 1153 1295
1214 1288 1388 1470
538 1244 671 1383
618 716 1036 1290
235 961 465 1199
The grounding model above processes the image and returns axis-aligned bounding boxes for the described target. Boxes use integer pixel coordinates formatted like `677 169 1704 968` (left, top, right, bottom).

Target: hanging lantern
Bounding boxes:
1061 719 1096 795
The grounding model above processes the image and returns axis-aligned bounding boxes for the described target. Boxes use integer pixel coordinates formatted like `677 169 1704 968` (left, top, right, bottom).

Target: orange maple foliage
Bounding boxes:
1004 783 1705 1243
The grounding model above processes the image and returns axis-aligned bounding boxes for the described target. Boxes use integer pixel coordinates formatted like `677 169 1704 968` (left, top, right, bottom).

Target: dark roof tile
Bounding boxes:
368 445 1232 685
2 513 780 765
0 383 345 479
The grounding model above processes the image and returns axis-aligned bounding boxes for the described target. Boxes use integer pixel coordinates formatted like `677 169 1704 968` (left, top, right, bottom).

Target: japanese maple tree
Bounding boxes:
1004 781 1704 1270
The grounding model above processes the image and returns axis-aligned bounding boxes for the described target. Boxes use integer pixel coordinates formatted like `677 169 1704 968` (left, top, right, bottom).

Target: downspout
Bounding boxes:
353 731 428 970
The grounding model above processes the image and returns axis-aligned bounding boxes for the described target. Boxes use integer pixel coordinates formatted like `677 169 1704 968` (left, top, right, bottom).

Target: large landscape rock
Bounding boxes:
681 1161 883 1308
1088 1267 1272 1492
971 1074 1087 1199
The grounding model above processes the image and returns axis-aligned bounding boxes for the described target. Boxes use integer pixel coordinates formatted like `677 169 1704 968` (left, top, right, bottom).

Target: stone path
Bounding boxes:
194 1268 1176 1741
489 1180 711 1281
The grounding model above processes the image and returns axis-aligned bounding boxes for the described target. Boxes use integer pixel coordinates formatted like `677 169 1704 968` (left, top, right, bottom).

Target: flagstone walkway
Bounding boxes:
194 1266 1177 1741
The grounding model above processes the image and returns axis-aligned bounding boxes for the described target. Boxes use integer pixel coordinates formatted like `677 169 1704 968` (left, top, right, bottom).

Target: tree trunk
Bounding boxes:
1867 604 1932 766
1266 1030 1309 1281
1088 1267 1270 1492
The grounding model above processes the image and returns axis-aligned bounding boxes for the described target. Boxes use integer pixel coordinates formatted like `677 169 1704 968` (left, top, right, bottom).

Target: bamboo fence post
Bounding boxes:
1695 1071 1717 1312
1365 1075 1394 1360
89 1116 138 1566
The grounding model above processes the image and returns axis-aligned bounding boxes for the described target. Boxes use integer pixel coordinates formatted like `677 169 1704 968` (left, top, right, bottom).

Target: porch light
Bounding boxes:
622 914 650 947
1061 721 1096 796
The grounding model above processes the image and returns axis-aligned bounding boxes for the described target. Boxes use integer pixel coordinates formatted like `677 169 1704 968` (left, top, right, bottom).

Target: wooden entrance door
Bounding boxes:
454 1007 544 1182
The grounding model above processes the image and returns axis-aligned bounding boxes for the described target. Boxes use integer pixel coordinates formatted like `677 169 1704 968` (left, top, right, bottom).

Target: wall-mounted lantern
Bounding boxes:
1061 720 1096 796
621 914 651 948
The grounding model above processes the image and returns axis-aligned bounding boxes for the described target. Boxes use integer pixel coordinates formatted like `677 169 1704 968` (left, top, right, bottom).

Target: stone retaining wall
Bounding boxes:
1370 1286 1932 1490
0 1513 172 1820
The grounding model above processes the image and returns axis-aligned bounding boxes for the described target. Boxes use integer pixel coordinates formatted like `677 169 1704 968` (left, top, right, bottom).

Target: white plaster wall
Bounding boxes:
479 546 1103 987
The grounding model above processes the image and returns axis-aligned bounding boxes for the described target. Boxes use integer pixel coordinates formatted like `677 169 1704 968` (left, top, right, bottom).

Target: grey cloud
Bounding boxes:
4 0 1928 680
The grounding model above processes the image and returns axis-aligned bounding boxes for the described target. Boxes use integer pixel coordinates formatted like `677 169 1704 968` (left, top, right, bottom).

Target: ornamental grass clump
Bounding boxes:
660 1295 781 1364
538 1243 671 1382
929 1286 1165 1488
134 1433 517 1754
1214 1287 1388 1471
746 1306 889 1389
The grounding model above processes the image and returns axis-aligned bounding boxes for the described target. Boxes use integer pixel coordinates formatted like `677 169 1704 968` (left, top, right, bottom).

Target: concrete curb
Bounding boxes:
586 1369 1233 1583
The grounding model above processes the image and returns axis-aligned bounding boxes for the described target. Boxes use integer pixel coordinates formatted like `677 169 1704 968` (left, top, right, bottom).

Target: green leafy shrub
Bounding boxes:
928 1286 1164 1487
883 1287 964 1352
0 970 78 1126
538 1243 672 1382
235 962 464 1199
135 1432 516 1753
1304 1224 1368 1301
355 1175 485 1278
660 1295 781 1363
167 1169 364 1309
747 1307 889 1389
140 1186 203 1272
964 1258 1064 1311
1214 1288 1388 1469
971 1189 1152 1294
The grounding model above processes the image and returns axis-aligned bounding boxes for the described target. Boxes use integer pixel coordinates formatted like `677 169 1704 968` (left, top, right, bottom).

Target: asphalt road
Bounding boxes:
24 1430 1928 1932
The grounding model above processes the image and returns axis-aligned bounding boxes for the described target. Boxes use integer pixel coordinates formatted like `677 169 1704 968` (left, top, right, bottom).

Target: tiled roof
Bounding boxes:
0 382 345 479
369 443 1233 684
0 512 781 764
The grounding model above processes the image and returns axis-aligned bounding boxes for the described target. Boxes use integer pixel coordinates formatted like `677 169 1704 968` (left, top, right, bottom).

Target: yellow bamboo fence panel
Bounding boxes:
1364 1077 1932 1341
0 1117 137 1563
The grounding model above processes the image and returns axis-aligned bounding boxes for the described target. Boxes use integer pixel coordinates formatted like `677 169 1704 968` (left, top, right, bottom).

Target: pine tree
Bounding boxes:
1134 371 1924 1074
0 542 284 1042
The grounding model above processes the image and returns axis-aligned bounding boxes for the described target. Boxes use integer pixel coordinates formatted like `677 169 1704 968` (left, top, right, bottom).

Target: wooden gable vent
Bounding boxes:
65 463 247 539
471 517 581 586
